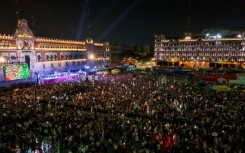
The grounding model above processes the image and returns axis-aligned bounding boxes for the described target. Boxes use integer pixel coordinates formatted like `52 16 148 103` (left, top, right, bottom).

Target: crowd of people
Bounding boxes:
0 73 244 153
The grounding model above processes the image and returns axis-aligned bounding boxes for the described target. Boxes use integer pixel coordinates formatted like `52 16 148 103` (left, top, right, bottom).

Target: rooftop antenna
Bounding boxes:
16 0 20 20
87 0 91 38
16 0 21 28
86 0 91 38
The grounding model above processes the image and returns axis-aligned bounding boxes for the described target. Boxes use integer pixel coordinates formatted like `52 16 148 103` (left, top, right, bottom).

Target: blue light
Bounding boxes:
85 65 90 69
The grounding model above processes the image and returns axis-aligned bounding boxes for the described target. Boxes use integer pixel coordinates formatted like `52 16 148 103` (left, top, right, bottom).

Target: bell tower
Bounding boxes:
14 19 35 71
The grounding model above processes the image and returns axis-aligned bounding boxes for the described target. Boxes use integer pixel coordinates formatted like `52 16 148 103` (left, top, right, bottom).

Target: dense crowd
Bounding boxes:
0 73 244 153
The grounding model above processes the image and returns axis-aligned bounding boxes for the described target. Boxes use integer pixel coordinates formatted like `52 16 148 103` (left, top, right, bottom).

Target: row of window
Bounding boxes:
155 42 242 47
157 53 245 56
155 47 243 52
37 54 109 61
38 43 85 49
42 60 105 69
0 41 11 47
156 57 245 62
37 55 86 61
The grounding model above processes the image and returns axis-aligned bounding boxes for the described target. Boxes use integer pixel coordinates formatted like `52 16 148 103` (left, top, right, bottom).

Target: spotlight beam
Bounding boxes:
76 0 89 40
89 0 120 34
97 0 141 42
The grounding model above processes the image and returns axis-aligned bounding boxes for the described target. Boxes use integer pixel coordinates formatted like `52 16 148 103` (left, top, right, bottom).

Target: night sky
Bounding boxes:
0 0 245 45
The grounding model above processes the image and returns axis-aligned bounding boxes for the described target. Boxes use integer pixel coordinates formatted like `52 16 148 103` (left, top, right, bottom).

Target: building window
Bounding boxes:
37 55 41 61
50 55 54 61
11 56 16 62
46 55 50 61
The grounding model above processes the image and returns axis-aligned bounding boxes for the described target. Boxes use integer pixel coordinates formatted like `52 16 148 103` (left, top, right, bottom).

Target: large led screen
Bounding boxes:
3 64 30 81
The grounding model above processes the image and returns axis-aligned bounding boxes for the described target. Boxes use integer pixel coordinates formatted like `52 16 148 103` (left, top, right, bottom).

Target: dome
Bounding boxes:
85 37 94 44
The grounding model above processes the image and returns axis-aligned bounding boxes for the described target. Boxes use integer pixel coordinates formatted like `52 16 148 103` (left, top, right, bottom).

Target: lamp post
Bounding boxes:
0 57 6 81
85 65 90 81
87 54 95 81
171 58 175 68
84 53 96 82
34 72 39 103
35 72 39 85
89 54 95 68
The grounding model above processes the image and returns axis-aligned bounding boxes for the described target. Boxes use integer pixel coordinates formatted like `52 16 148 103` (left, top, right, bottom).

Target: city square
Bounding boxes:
1 0 245 153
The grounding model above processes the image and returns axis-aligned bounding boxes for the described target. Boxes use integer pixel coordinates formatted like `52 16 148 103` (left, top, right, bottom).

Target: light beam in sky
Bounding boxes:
96 0 141 42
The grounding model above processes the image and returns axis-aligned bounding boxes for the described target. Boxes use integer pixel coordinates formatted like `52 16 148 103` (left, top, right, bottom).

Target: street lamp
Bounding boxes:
89 54 95 60
0 57 5 63
171 58 175 67
88 54 95 69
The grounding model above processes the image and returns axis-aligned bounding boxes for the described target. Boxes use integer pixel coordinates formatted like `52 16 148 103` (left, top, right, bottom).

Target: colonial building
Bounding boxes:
0 19 110 81
154 32 245 69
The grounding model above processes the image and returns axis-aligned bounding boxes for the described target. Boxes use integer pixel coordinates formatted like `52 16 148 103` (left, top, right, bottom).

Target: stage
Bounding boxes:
42 73 80 84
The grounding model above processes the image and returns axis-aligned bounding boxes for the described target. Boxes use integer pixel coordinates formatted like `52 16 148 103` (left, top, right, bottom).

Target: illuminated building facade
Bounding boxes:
154 32 245 69
0 19 110 81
